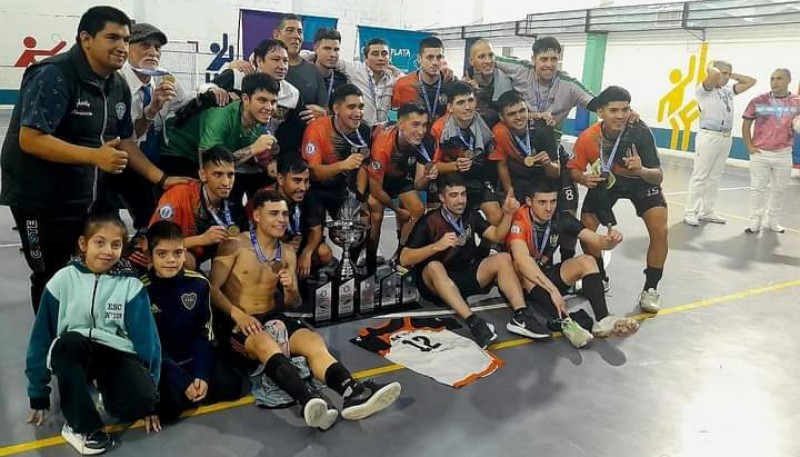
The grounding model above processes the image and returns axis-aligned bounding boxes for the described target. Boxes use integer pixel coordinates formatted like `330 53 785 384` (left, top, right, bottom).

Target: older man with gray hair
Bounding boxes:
683 60 756 227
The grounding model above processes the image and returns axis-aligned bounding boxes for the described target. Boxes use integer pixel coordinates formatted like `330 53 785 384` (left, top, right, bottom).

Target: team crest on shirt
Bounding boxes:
159 205 174 219
305 142 317 157
370 160 382 171
511 225 521 234
181 292 198 311
115 102 126 120
550 233 560 246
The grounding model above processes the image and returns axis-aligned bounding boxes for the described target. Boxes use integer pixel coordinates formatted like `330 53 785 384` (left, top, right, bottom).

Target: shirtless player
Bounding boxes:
209 189 400 430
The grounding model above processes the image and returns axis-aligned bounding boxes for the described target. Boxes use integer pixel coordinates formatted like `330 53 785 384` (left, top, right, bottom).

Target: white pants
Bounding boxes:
749 148 793 225
685 130 732 216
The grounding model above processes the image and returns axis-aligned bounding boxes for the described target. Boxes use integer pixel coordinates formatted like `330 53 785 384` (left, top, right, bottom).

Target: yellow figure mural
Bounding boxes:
657 42 708 151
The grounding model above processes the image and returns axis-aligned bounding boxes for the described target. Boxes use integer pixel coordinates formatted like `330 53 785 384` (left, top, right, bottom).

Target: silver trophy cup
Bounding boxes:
327 219 368 280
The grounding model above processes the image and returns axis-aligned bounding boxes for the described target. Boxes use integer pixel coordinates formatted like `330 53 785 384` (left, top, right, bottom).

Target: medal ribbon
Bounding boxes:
249 225 282 265
418 70 442 117
202 186 233 227
533 221 552 260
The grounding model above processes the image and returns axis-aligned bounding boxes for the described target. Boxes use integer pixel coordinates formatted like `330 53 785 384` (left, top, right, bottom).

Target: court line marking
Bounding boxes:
1 278 798 457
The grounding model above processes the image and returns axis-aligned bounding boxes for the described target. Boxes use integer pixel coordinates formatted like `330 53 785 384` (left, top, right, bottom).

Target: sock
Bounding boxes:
596 256 608 281
559 235 577 261
324 362 360 398
643 267 663 291
513 308 526 320
264 353 315 405
582 273 610 321
466 313 482 327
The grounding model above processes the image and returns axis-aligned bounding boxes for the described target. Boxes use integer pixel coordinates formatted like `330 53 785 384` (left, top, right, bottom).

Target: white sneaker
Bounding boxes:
683 215 700 227
769 224 786 233
639 288 661 313
592 315 640 338
745 218 762 234
699 212 726 224
303 397 339 429
61 424 111 455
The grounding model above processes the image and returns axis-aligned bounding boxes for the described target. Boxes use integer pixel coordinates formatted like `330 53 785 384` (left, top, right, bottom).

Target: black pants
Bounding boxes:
10 207 87 314
95 169 160 230
50 332 157 434
156 350 247 423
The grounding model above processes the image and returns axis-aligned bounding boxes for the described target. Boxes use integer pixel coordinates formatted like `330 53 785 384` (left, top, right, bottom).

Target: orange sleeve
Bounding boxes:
567 124 600 170
490 125 512 161
430 117 445 162
506 208 531 248
150 184 195 236
367 131 390 180
301 119 325 166
392 76 415 109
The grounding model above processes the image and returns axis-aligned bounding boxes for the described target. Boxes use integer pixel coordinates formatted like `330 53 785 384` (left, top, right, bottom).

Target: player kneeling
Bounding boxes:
507 180 639 349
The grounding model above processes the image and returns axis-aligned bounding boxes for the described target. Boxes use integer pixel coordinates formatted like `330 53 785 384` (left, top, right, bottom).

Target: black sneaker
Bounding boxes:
506 310 551 339
467 316 498 349
341 380 401 420
61 424 111 455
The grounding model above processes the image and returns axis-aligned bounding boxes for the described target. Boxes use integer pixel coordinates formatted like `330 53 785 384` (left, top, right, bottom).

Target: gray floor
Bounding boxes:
1 109 799 457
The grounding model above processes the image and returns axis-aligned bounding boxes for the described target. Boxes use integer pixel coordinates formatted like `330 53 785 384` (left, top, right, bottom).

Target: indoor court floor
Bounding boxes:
0 110 798 457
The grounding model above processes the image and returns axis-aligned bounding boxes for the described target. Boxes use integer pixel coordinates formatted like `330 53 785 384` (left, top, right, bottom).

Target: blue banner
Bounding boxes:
794 134 800 168
240 10 337 60
357 26 430 73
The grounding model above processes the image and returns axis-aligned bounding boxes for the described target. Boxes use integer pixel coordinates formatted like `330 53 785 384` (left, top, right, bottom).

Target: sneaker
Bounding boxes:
341 380 402 420
592 315 640 338
561 318 594 348
745 218 762 234
565 279 583 297
303 397 339 429
467 317 498 349
506 311 551 340
639 288 661 313
603 277 611 293
683 215 700 226
61 424 111 455
699 212 726 224
769 224 786 233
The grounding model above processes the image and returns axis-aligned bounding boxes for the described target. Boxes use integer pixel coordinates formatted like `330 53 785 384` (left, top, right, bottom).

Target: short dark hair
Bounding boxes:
398 102 429 120
497 90 527 113
363 37 389 57
277 13 302 31
437 172 467 194
521 177 559 199
251 189 288 210
146 220 184 254
252 39 288 62
314 28 341 45
241 72 280 97
418 36 444 55
446 81 474 102
76 6 131 42
201 146 235 168
331 84 363 106
278 156 309 176
532 36 562 57
587 86 631 112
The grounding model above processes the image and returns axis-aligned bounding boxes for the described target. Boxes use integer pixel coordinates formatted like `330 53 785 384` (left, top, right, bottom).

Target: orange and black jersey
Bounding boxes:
150 181 245 262
405 208 491 271
507 206 584 269
301 116 373 198
368 125 436 184
392 71 451 122
489 119 558 190
431 115 495 184
568 120 661 182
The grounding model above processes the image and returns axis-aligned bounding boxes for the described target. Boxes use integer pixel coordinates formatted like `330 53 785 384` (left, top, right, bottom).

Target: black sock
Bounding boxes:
643 267 663 290
264 353 315 405
582 273 609 321
324 362 360 398
596 256 608 281
560 235 577 261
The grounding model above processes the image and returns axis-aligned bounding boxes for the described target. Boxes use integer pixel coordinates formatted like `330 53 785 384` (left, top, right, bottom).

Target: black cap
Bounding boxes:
130 22 167 45
587 86 631 112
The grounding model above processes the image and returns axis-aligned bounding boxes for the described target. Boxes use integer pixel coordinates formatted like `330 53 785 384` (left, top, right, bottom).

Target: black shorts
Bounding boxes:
311 191 345 220
466 180 502 210
581 180 666 226
542 263 570 295
558 180 579 213
229 312 308 364
383 176 416 200
415 258 493 303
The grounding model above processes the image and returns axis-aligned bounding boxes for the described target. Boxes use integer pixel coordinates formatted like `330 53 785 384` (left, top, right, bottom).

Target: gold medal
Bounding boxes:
162 74 176 85
524 156 537 167
270 260 283 274
227 225 240 237
463 150 474 160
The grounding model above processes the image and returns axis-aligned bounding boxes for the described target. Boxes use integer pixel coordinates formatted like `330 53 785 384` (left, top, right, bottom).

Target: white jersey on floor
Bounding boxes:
352 317 504 388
